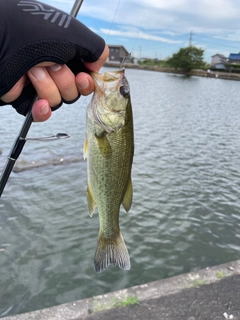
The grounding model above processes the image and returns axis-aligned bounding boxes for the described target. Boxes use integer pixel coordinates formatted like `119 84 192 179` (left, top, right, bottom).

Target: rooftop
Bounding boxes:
229 53 240 60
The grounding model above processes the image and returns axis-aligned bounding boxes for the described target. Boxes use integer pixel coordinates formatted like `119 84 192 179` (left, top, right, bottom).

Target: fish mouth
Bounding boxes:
90 67 125 85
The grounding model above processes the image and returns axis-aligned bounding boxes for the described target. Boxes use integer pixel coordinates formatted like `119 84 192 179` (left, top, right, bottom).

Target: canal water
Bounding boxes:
0 68 240 317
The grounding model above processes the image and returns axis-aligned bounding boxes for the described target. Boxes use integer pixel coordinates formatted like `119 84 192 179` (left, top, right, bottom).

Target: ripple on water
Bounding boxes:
1 70 240 316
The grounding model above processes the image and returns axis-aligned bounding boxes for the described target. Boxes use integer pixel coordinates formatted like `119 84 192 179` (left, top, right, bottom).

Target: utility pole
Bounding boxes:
189 30 194 47
139 46 142 59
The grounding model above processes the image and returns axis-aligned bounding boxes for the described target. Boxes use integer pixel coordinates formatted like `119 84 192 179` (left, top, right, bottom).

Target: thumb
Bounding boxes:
31 99 52 122
84 45 109 72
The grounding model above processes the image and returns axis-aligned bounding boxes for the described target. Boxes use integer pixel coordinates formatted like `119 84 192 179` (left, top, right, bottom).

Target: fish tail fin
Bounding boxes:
94 231 130 273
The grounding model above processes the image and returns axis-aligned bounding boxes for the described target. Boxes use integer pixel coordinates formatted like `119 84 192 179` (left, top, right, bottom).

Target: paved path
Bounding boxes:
4 260 240 320
87 274 240 320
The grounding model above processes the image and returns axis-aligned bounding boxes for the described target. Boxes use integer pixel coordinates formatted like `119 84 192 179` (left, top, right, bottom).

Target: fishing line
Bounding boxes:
16 0 132 312
130 0 150 58
63 1 125 131
105 0 122 43
65 0 124 129
62 0 126 146
102 0 150 62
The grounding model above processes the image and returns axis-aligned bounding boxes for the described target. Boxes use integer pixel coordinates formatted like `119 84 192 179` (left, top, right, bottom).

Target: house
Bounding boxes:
211 54 227 69
108 45 130 63
228 53 240 64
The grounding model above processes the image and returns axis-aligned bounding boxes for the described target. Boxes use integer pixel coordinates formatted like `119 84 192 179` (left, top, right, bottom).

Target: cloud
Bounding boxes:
41 0 240 33
40 0 73 13
100 27 182 44
38 0 240 61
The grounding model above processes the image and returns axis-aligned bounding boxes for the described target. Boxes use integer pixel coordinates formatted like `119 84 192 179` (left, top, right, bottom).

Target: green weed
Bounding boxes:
192 279 206 287
113 295 139 307
216 271 226 279
92 295 139 313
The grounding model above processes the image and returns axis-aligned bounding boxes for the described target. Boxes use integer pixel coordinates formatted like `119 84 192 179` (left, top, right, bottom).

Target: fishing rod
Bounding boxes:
0 0 84 197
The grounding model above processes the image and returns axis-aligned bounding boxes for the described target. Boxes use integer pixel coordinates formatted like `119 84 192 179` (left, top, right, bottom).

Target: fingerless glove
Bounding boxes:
0 0 105 115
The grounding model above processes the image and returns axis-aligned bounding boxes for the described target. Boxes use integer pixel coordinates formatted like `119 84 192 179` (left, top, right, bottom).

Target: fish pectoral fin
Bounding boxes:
83 136 88 160
87 185 96 217
95 134 112 157
122 177 133 212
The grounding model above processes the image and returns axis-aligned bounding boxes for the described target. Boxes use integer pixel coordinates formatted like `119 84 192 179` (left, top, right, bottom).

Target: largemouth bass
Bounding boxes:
83 68 134 273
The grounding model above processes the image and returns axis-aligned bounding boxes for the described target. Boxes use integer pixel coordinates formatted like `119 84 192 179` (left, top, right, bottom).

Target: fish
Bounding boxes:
83 68 134 273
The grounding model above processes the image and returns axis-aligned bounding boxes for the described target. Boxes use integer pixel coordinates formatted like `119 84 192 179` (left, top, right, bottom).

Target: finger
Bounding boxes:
47 64 79 102
1 75 28 103
27 66 61 107
31 99 52 122
84 44 109 72
75 44 109 96
76 73 95 96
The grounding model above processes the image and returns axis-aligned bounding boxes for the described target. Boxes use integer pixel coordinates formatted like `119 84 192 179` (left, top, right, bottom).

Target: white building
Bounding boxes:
211 54 227 69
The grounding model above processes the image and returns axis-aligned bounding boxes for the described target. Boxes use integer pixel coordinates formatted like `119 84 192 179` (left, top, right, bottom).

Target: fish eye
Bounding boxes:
120 86 130 98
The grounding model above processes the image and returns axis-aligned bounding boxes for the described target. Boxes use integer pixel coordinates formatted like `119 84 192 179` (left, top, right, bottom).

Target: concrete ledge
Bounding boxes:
4 260 240 320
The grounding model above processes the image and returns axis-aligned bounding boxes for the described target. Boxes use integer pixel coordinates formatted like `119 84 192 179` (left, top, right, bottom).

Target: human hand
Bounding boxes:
1 45 109 122
0 0 109 121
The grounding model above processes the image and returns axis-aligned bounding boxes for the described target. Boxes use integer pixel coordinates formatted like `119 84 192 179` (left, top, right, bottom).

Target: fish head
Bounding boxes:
90 68 131 133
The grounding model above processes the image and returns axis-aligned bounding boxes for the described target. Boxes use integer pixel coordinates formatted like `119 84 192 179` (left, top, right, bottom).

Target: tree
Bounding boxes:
167 46 205 72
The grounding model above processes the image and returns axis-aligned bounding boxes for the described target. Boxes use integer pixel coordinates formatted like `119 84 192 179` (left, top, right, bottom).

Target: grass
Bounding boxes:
216 271 226 279
93 302 110 313
113 295 139 307
92 295 139 313
192 279 206 287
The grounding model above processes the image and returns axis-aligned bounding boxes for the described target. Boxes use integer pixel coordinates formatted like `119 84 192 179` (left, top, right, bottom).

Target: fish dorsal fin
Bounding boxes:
83 136 88 160
122 177 133 212
87 185 96 217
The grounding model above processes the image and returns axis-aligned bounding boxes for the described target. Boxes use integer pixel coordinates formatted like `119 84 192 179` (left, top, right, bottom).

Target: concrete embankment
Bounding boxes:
104 62 240 81
4 260 240 320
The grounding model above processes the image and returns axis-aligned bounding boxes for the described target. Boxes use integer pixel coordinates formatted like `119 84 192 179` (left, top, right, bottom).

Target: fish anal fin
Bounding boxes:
94 231 130 273
83 136 88 160
122 177 133 212
87 185 96 217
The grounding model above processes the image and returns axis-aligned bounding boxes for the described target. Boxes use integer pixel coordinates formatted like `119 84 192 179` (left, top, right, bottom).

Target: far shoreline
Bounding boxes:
104 62 240 81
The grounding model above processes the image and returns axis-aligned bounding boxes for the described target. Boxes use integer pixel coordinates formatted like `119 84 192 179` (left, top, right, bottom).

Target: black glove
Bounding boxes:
0 0 106 115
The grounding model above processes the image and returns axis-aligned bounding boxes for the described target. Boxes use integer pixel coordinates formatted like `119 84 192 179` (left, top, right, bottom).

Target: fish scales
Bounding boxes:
84 68 134 273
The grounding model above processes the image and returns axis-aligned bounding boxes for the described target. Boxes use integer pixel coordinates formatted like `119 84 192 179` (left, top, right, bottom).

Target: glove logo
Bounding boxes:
17 1 72 29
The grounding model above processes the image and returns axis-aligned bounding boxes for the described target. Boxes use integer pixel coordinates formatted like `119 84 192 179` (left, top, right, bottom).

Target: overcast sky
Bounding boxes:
39 0 240 62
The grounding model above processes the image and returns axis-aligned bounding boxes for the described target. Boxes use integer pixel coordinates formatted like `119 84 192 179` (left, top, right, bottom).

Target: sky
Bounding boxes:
39 0 240 63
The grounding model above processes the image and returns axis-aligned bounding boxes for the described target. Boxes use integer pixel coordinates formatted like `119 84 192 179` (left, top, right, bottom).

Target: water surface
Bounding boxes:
1 69 240 317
